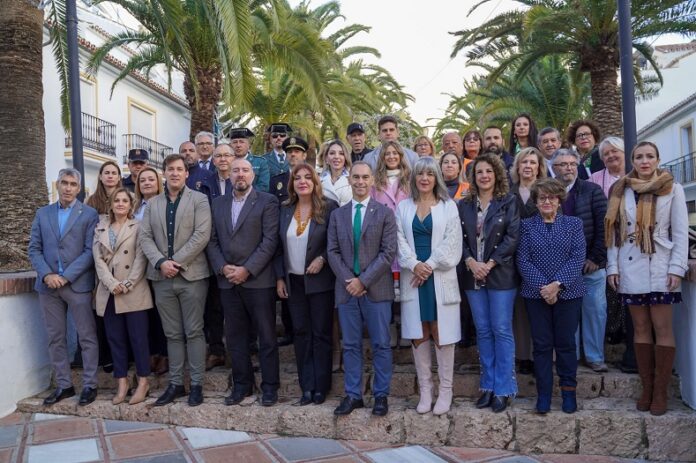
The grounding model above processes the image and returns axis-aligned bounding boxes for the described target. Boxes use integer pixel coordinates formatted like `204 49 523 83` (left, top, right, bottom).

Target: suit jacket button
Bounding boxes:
628 257 632 261
125 265 130 269
123 250 128 254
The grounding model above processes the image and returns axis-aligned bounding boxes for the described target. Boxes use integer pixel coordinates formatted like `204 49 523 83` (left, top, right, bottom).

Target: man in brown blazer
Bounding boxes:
207 157 280 407
140 154 212 407
327 161 397 417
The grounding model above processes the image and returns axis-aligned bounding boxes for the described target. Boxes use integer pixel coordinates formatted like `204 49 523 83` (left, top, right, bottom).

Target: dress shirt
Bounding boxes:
218 175 229 196
286 215 310 275
165 188 184 259
199 158 212 170
57 199 77 275
231 187 253 229
351 197 370 226
134 199 148 221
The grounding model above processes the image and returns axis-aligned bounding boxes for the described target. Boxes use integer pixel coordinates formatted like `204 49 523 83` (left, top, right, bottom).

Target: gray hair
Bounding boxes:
409 157 450 203
350 160 373 174
217 138 231 145
194 131 215 144
537 127 561 145
57 168 82 186
598 136 624 157
550 148 580 163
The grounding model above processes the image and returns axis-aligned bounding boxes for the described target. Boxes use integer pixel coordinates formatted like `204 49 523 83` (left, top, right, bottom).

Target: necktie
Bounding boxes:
278 153 285 164
353 204 363 275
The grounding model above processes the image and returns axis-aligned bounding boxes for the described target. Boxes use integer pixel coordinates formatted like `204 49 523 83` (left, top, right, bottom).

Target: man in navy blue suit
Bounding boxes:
28 168 100 406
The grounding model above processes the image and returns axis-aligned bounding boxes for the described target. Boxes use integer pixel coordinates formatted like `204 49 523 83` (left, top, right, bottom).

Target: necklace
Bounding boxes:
294 205 311 236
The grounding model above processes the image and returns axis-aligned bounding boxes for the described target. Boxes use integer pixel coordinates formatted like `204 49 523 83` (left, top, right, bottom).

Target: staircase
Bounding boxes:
16 343 696 462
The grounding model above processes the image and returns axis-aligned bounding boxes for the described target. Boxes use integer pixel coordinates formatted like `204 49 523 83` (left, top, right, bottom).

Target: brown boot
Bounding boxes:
650 345 675 416
634 343 655 411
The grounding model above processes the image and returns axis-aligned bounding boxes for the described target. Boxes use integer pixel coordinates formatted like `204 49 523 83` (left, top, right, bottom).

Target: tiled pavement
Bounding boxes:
0 412 656 463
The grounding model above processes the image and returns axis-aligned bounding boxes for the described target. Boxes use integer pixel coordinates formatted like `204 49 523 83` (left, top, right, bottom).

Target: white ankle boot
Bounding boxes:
412 340 433 414
433 343 455 415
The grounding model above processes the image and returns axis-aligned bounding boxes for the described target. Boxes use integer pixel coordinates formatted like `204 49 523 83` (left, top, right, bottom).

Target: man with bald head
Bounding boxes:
442 132 464 159
207 157 280 407
180 140 216 203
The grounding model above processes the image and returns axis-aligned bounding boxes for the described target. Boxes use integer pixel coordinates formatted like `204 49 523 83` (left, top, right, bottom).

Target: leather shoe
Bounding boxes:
205 354 225 371
475 391 493 409
261 391 278 407
372 396 388 416
313 392 326 405
491 396 508 413
277 336 293 347
225 389 252 406
154 356 169 376
78 387 98 406
293 391 313 406
43 386 75 405
334 396 364 416
188 385 204 407
154 384 186 406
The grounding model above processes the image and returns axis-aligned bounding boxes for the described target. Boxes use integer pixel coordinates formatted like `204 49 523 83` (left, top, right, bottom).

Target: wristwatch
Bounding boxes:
556 281 565 291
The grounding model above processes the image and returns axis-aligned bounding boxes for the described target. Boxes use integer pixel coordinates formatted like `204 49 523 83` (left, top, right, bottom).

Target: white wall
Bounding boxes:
0 293 51 417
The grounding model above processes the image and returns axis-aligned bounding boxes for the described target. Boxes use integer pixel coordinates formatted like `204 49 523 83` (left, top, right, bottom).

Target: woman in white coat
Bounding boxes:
396 157 463 415
606 141 688 416
320 140 353 206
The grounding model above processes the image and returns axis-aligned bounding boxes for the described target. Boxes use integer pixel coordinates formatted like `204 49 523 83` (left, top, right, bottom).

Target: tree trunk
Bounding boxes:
589 66 623 138
183 65 222 140
0 0 47 271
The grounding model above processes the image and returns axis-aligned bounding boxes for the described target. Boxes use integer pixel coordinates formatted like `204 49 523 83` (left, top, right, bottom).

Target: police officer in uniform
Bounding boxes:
122 149 149 192
229 128 270 192
263 123 292 178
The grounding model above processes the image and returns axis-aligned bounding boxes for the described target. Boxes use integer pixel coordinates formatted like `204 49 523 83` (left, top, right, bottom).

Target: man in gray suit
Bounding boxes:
327 161 397 416
28 168 100 406
140 154 212 407
207 157 281 406
363 115 419 170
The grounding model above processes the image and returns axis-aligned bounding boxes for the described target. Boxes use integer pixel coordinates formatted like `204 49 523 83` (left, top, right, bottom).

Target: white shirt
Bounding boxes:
286 215 310 275
218 175 229 196
351 197 370 225
545 159 555 177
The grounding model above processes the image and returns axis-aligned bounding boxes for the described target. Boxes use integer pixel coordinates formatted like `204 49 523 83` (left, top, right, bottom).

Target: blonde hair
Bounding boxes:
511 147 547 184
374 141 410 193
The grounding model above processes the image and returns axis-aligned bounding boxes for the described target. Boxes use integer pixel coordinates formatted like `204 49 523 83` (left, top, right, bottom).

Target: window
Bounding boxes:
128 100 156 139
681 122 694 156
80 78 96 116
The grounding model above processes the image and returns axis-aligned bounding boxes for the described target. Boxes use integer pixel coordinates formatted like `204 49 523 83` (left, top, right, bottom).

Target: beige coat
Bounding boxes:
93 217 153 316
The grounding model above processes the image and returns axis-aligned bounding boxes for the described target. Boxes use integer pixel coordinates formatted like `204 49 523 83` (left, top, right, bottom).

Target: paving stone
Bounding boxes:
267 437 349 462
646 412 696 462
170 401 227 429
578 411 645 458
402 410 450 446
197 442 276 463
26 437 101 463
437 446 514 462
118 401 171 424
31 418 95 444
312 457 361 463
120 453 189 463
32 413 72 421
0 413 24 426
225 404 281 434
178 426 251 449
515 412 577 454
366 445 447 463
0 448 13 463
342 440 394 452
103 419 164 434
0 426 20 448
107 428 179 460
448 403 513 449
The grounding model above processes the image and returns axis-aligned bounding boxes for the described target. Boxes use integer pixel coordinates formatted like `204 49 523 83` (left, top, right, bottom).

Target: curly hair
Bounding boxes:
464 152 509 200
511 147 547 184
284 163 328 225
374 141 410 194
530 177 567 204
566 119 601 149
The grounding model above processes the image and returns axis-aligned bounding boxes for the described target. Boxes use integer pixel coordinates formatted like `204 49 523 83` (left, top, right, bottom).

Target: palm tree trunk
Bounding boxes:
183 66 223 140
589 66 623 137
0 0 48 271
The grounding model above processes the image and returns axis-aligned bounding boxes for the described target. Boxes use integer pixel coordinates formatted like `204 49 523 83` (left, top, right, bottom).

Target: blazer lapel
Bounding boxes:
60 202 83 241
115 220 137 251
222 194 234 237
280 206 293 245
49 204 61 241
232 189 258 235
361 199 376 233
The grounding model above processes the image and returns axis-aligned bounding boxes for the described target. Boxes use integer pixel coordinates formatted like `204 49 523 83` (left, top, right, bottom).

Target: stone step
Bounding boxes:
16 391 696 462
69 363 679 401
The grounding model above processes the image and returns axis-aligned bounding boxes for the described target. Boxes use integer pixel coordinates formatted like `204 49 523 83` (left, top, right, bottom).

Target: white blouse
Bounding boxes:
287 215 310 275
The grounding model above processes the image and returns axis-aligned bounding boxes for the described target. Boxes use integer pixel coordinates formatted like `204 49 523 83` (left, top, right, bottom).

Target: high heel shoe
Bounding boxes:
113 377 129 405
129 377 150 405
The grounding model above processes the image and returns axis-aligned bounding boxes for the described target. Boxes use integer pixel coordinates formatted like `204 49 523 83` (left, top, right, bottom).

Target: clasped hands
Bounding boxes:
540 281 561 305
43 273 68 289
222 264 250 285
410 262 433 288
466 258 495 282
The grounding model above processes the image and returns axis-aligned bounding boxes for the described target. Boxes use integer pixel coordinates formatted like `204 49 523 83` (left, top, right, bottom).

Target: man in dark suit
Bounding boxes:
327 161 397 416
552 148 608 373
28 168 100 406
180 141 217 203
195 131 216 172
207 157 281 406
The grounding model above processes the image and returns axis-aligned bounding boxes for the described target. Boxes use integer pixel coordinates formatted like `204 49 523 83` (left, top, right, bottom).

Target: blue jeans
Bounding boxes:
576 269 607 363
465 288 517 397
526 298 581 397
338 295 392 399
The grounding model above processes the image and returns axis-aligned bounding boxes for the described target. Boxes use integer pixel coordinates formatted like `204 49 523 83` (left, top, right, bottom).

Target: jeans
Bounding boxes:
526 297 581 398
338 295 392 399
465 288 517 397
576 269 607 363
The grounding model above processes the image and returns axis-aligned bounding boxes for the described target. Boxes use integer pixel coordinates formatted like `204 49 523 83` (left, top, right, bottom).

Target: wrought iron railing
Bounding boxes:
122 134 173 169
662 151 696 185
65 112 117 155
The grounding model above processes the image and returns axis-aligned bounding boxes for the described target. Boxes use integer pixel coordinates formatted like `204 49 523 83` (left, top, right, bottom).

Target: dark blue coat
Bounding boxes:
186 163 217 204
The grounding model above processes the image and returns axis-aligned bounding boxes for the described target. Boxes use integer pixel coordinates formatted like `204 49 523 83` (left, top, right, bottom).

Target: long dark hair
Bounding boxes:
86 161 122 214
509 113 539 153
284 163 328 225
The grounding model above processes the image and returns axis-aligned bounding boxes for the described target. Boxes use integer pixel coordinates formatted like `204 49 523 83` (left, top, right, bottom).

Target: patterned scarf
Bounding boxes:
604 168 673 254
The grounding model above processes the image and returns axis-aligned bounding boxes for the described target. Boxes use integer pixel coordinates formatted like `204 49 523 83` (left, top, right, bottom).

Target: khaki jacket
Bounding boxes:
93 217 153 316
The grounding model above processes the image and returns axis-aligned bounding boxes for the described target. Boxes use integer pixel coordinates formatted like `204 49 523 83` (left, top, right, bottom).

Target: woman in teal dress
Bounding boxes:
396 157 463 416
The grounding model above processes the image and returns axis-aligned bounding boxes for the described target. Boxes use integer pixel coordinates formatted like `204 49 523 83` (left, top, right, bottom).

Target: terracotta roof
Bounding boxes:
638 91 696 136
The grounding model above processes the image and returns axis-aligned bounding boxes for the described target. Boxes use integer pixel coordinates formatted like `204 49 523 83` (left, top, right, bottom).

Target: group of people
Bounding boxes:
28 113 688 419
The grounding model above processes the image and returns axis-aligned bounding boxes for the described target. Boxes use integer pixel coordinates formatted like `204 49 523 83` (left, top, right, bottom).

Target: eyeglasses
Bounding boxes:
575 132 593 140
213 153 233 159
537 195 558 204
196 142 213 146
415 143 430 149
271 133 287 139
553 162 578 169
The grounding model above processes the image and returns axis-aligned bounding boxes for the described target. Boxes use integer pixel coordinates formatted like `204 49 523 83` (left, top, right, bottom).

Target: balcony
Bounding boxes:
663 151 696 185
122 134 173 169
65 112 117 156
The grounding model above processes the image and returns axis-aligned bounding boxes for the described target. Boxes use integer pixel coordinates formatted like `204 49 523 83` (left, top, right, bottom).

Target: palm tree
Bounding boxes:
450 0 696 136
0 0 48 271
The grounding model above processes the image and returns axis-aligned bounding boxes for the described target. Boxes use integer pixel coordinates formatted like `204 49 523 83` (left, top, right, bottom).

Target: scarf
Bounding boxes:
604 168 673 254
